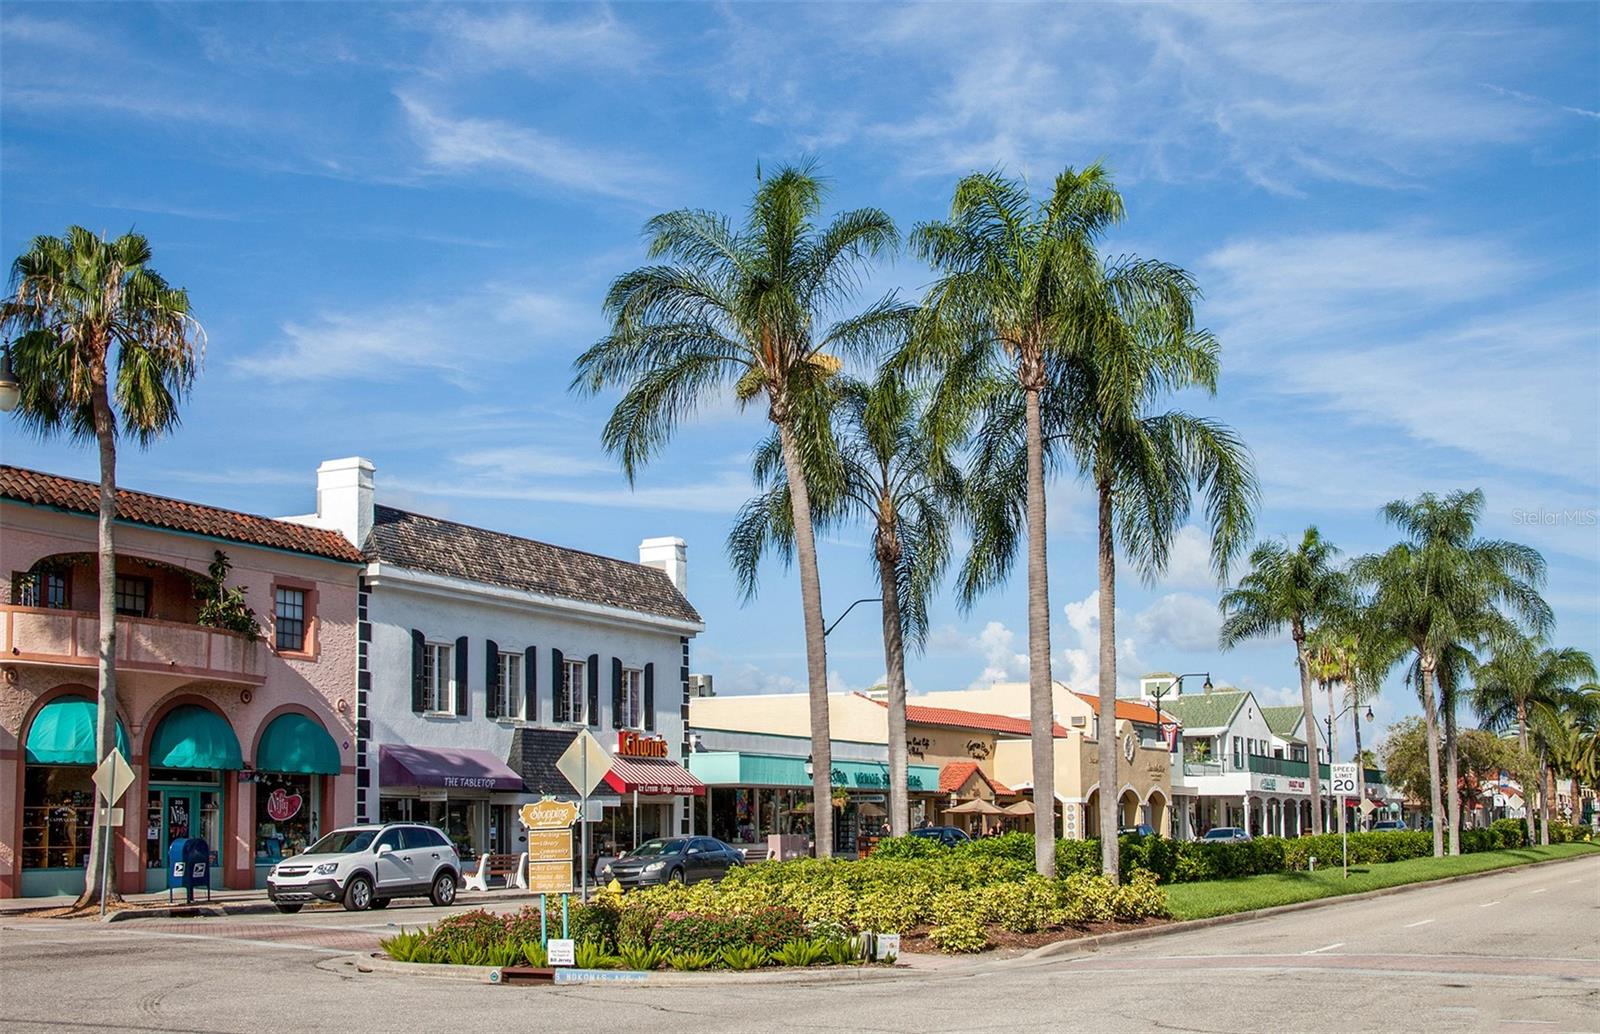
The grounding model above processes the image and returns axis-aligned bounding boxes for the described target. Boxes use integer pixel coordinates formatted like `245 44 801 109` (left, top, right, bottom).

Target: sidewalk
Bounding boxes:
0 884 546 919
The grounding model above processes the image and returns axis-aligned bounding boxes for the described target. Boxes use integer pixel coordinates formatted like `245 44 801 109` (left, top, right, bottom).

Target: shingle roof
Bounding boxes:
862 695 1069 737
1 464 364 563
1164 691 1249 731
365 505 700 625
1072 692 1168 726
1260 705 1306 739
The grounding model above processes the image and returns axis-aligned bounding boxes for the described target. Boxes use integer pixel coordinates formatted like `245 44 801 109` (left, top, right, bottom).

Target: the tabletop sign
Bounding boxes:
616 730 669 759
547 939 576 967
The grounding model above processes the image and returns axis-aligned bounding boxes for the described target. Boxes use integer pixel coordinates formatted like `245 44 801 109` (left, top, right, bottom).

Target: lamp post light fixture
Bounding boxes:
823 597 882 638
0 344 20 414
804 754 814 779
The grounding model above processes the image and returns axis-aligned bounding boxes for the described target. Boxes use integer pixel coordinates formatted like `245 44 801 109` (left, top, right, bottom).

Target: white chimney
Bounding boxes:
316 457 375 548
639 536 688 594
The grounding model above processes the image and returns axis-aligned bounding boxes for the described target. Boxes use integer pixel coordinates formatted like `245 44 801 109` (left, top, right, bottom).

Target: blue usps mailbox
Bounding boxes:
167 837 213 903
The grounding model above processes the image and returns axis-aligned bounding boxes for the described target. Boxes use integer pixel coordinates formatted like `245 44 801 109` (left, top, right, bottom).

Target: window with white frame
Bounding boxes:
423 642 454 713
562 658 586 724
497 651 522 719
620 667 644 728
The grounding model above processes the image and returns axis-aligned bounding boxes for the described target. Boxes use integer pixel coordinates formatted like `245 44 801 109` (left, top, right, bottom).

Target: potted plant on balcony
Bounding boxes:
195 551 260 640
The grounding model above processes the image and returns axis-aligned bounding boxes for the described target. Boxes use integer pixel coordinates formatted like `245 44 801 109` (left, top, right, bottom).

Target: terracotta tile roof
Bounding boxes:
366 505 700 625
1 464 364 563
859 695 1068 737
938 760 1012 796
1072 692 1170 726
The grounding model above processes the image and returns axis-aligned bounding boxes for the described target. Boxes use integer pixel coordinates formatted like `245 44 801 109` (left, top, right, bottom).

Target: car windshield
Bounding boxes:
1203 829 1238 839
306 829 377 855
628 838 685 857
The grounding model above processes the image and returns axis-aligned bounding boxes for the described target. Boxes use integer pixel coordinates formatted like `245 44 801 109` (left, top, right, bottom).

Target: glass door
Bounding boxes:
145 786 223 891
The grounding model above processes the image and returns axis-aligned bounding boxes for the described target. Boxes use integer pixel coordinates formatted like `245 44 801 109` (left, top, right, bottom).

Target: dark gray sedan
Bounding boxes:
600 837 744 889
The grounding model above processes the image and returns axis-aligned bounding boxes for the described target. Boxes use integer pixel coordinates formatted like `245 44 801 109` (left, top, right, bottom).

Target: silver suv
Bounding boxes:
266 824 460 913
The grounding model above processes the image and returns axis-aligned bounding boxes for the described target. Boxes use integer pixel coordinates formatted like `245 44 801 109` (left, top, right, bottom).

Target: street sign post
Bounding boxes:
555 731 611 901
91 749 136 917
1331 763 1358 877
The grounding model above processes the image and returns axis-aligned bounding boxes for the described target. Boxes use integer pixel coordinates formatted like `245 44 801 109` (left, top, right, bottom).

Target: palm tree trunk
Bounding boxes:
1353 714 1367 831
1539 750 1551 846
1096 478 1119 880
877 544 909 838
1024 384 1056 877
1443 695 1461 856
1419 656 1445 858
76 372 121 908
1518 705 1534 848
776 416 833 858
1325 681 1344 837
1295 628 1323 836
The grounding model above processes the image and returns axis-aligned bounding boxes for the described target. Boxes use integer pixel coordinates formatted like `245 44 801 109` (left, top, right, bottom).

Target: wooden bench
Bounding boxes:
463 852 528 891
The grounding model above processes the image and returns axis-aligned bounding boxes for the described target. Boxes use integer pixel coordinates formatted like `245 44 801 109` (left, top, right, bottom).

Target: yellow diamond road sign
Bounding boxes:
555 729 611 798
93 749 136 806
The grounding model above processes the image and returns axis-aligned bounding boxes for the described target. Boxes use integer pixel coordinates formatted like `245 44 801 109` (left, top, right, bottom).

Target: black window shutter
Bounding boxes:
485 639 500 719
411 629 426 713
552 649 567 723
524 646 537 723
586 653 600 728
612 657 624 729
643 662 655 732
455 636 469 716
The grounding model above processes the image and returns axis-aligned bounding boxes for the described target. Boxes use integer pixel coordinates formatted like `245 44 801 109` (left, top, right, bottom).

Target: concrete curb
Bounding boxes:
1019 849 1599 962
338 952 910 987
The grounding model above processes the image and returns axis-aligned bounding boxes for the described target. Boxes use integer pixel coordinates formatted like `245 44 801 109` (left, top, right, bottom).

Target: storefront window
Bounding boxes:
21 767 94 869
255 775 319 864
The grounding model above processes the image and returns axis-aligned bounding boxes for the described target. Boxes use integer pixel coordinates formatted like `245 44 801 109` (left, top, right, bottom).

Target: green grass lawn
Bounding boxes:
1165 843 1600 921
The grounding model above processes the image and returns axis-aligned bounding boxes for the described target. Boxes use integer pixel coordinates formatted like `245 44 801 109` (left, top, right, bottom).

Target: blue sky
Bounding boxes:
3 3 1597 751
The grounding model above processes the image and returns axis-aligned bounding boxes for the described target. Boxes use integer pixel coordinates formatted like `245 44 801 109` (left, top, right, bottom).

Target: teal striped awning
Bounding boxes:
255 713 341 775
149 704 243 770
24 697 130 765
689 751 938 792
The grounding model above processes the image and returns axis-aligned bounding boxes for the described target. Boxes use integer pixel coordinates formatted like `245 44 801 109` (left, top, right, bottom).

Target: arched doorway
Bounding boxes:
1119 789 1141 829
142 702 243 892
17 693 131 897
1083 789 1101 838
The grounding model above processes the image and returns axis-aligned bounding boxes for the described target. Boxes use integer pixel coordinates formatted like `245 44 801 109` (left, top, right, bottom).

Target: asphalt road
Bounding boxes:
2 855 1596 1034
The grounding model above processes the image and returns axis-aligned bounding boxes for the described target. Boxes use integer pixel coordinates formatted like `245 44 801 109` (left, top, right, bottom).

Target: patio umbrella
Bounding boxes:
856 802 887 817
943 799 1006 816
1001 800 1035 816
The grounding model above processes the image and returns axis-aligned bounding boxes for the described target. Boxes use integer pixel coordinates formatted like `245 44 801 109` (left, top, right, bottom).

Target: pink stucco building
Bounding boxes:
1 464 362 897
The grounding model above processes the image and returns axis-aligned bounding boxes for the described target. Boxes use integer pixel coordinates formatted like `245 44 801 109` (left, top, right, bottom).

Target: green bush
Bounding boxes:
1058 871 1117 925
617 942 667 971
569 898 621 951
772 937 828 967
379 929 426 962
928 889 989 954
520 940 548 967
664 948 716 971
1490 818 1527 848
867 835 944 860
1113 871 1170 920
574 940 621 970
651 911 738 957
822 936 866 965
720 944 770 970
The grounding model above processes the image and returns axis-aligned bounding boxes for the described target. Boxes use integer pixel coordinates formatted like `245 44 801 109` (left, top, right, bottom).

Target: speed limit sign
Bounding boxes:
1330 763 1359 796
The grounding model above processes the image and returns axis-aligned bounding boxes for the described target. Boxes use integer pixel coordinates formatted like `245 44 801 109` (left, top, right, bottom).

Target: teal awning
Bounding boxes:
149 704 242 770
689 752 938 792
255 713 340 775
24 697 130 765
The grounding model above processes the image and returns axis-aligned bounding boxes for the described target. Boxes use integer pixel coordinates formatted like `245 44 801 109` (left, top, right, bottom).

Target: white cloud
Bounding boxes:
715 661 802 696
1056 591 1146 696
454 446 616 480
1133 593 1222 653
1155 525 1218 590
397 93 669 203
390 468 756 515
422 6 649 75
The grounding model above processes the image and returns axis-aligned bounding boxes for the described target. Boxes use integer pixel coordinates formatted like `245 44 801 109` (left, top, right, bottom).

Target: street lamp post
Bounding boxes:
1159 672 1212 758
1323 702 1375 832
0 344 20 413
823 597 882 638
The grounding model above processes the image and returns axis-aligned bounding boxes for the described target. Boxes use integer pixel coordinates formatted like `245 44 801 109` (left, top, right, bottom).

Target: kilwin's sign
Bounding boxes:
616 730 669 759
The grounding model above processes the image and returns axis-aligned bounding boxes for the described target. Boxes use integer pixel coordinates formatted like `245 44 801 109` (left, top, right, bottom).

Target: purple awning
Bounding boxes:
378 744 525 792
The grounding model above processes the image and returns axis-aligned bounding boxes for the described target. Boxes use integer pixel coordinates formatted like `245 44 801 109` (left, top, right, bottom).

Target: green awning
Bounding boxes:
689 752 938 792
149 704 242 770
24 697 130 765
255 713 340 775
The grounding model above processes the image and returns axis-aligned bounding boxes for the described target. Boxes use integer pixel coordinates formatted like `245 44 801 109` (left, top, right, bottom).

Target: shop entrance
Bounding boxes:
145 782 222 892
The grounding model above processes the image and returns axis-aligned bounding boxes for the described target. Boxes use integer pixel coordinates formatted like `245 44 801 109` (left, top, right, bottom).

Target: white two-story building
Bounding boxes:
285 458 705 870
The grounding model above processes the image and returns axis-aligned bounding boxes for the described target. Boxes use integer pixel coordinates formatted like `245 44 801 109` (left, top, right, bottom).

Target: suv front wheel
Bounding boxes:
429 871 456 907
342 874 373 912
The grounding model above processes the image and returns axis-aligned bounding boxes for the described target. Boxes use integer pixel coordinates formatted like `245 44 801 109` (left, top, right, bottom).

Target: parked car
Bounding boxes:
1370 820 1409 832
1118 824 1157 838
910 825 972 848
266 824 460 913
1199 826 1251 843
601 836 744 889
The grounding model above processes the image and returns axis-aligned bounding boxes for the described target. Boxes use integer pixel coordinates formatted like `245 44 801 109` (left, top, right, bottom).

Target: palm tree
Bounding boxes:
1473 637 1594 845
1220 528 1350 835
1305 622 1387 832
1353 489 1551 857
572 165 905 856
3 227 201 906
728 371 962 836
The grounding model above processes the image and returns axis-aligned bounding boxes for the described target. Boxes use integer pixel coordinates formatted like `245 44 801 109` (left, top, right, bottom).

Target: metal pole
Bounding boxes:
1354 715 1367 831
541 893 548 947
580 747 589 902
561 893 569 940
97 792 112 918
633 790 639 851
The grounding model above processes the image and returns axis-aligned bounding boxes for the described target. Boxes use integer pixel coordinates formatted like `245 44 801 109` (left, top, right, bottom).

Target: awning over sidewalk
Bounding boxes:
378 744 524 791
604 757 705 796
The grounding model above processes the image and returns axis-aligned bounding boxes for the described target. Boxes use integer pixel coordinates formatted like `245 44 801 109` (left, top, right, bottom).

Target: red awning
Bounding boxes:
603 757 705 797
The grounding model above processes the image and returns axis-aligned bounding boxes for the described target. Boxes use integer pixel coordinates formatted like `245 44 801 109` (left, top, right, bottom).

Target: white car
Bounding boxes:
266 823 461 913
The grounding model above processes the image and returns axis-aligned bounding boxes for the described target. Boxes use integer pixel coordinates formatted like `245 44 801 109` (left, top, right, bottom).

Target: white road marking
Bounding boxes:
1564 878 1582 884
1479 900 1501 908
1529 888 1547 895
1404 918 1435 928
1302 942 1344 955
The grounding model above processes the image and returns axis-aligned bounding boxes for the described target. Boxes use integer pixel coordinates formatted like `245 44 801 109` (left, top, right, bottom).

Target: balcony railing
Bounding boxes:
1179 751 1387 787
1 604 266 685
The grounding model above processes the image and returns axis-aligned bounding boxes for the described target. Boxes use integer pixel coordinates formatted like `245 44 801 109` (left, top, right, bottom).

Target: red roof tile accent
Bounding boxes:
938 760 1012 797
855 694 1068 737
1072 692 1169 726
1 464 364 564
